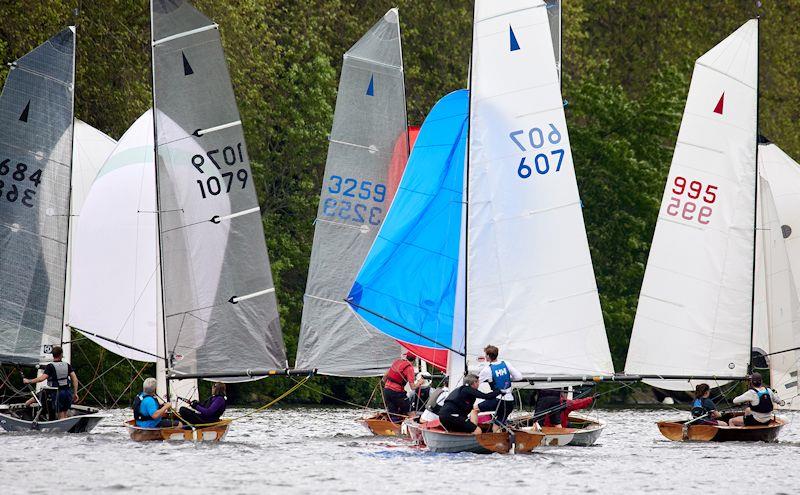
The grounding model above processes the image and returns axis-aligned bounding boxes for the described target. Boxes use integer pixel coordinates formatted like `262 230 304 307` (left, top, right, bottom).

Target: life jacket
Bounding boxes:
133 393 160 421
750 388 774 414
691 398 709 418
384 360 413 388
489 361 512 392
46 361 71 389
426 387 448 415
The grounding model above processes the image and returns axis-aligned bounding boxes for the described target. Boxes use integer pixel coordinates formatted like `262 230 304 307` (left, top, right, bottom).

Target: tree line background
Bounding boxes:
1 0 798 406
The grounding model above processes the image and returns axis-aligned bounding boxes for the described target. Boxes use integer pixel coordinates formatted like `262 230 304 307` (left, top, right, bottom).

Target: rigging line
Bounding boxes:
109 362 150 409
344 299 465 356
288 375 383 411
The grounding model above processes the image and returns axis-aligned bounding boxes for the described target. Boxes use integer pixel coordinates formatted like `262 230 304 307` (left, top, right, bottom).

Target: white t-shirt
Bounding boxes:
478 360 523 401
733 387 781 423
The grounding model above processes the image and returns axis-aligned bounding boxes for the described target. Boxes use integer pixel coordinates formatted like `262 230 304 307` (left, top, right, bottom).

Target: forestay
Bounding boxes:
68 112 160 362
626 20 758 390
152 0 285 380
753 178 800 409
467 0 612 376
0 28 75 366
348 90 469 372
296 9 408 376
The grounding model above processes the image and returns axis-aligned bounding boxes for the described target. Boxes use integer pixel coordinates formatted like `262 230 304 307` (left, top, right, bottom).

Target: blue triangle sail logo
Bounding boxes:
509 26 520 51
366 74 375 96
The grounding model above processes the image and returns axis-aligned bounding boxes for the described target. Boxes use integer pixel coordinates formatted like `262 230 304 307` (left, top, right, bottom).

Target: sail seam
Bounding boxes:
152 24 218 46
695 62 756 90
10 65 73 87
342 54 402 71
475 4 546 24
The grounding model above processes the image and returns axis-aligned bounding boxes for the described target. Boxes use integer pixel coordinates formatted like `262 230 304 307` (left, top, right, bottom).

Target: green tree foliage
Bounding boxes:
0 1 797 406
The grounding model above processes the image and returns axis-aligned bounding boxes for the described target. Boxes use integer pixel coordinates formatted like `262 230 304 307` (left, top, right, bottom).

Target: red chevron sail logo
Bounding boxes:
713 92 724 114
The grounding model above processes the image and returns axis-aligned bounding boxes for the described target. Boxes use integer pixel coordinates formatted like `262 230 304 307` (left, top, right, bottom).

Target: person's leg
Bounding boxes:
178 406 204 425
492 400 514 432
55 390 72 420
729 415 745 427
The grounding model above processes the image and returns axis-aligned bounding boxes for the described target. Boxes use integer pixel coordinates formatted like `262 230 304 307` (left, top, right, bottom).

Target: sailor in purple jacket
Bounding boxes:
178 382 227 425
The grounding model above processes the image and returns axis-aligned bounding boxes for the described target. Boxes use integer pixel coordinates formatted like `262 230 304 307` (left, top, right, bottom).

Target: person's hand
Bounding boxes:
191 400 199 408
163 403 172 410
22 378 30 385
73 393 79 403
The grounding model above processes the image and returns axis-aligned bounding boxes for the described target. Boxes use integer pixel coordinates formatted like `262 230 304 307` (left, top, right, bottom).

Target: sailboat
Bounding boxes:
624 18 789 442
348 0 612 453
293 9 411 435
111 0 298 442
0 27 106 433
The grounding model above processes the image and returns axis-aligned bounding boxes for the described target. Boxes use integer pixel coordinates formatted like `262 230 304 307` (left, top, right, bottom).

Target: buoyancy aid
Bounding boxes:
691 398 709 418
47 361 71 389
133 393 160 421
489 361 512 392
384 360 413 388
750 388 774 414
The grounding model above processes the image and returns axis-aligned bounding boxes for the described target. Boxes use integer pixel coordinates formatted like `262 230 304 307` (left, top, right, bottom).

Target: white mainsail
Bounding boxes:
466 0 612 377
753 178 800 409
625 20 759 390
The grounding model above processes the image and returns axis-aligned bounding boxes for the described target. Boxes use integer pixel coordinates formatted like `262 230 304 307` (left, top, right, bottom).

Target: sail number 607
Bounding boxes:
509 124 565 179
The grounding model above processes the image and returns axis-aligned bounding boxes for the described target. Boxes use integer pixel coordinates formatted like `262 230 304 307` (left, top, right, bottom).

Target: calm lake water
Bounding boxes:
2 407 799 494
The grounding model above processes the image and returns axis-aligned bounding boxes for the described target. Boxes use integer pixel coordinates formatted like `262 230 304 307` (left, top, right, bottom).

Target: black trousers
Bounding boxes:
383 388 410 423
178 406 212 425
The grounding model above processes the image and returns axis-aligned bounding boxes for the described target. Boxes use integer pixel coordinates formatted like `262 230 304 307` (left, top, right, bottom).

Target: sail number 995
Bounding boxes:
666 176 717 225
190 143 249 199
509 124 565 179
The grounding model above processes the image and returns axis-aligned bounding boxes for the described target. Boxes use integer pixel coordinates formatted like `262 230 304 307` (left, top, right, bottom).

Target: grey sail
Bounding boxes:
295 10 408 376
0 28 75 365
151 0 285 380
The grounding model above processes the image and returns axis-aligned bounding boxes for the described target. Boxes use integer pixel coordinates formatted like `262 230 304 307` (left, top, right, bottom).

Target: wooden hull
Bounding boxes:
657 415 786 442
420 423 511 454
125 419 231 442
513 429 545 453
0 404 103 433
358 412 403 437
511 412 605 447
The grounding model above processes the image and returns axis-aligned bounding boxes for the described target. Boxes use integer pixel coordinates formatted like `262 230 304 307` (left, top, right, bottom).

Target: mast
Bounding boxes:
62 25 77 364
749 15 760 373
149 0 171 400
463 1 477 378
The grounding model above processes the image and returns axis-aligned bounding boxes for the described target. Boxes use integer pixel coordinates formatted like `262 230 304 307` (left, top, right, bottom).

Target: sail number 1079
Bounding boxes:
666 176 717 225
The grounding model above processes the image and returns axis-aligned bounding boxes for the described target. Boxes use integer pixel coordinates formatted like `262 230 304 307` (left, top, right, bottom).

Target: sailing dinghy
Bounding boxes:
0 27 107 433
115 0 304 442
625 19 788 442
292 9 413 436
348 0 611 453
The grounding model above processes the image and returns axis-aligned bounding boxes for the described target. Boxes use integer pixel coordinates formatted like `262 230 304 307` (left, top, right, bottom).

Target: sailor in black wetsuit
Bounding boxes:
438 374 502 434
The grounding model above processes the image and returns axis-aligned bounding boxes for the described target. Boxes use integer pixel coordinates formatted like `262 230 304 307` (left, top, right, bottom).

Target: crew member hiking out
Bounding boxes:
729 372 783 427
534 388 595 428
382 351 425 423
22 346 78 420
438 374 502 435
477 345 522 432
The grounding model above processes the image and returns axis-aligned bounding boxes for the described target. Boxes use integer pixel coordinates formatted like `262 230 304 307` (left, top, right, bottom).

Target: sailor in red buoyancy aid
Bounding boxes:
382 351 426 423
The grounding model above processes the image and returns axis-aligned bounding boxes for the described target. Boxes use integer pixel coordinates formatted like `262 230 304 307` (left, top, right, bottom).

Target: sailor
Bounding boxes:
438 374 502 434
477 345 522 432
535 388 595 428
382 351 426 423
178 382 227 425
729 372 783 427
690 383 726 426
133 377 177 428
23 346 79 420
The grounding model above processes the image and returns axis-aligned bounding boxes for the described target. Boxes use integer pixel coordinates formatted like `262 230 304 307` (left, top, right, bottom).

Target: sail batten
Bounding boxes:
295 9 408 376
0 28 76 365
151 0 285 381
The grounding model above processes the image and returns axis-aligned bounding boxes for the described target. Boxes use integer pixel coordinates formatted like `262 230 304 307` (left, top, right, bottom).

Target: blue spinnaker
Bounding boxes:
347 90 468 366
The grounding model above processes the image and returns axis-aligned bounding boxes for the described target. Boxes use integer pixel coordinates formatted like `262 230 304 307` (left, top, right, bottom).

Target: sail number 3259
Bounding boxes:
509 124 565 179
191 143 249 199
666 176 717 225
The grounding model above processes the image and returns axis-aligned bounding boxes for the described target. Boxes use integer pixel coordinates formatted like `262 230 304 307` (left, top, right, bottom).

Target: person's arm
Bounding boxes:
148 398 171 419
566 397 593 413
732 390 753 405
478 366 491 384
404 365 423 390
196 396 225 417
466 387 502 401
69 371 79 402
506 362 523 382
23 373 48 385
769 389 785 406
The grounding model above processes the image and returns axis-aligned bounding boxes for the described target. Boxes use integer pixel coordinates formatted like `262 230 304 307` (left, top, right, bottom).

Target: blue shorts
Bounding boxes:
52 389 72 413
